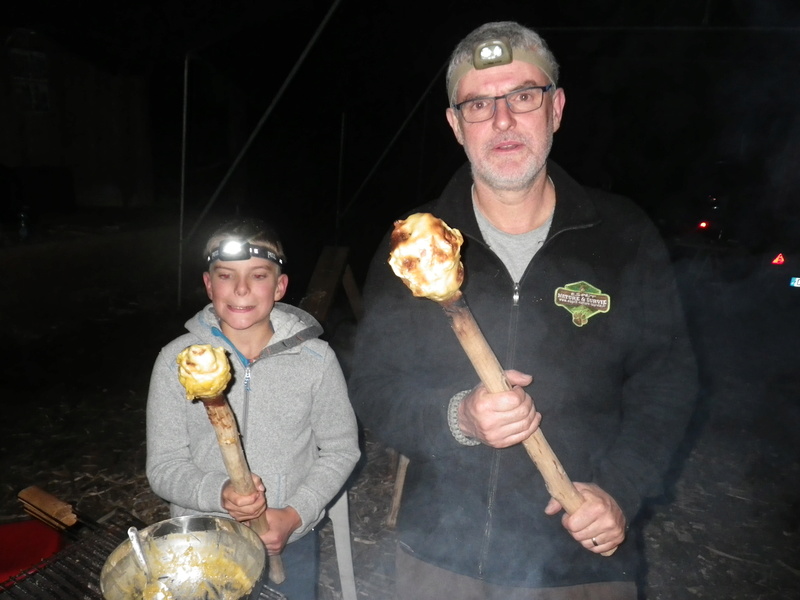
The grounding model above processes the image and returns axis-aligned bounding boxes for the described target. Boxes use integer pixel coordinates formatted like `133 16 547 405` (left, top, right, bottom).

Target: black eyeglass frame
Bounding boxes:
452 84 554 123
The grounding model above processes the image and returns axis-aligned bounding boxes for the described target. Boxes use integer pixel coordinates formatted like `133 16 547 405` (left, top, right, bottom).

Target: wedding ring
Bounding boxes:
592 537 599 547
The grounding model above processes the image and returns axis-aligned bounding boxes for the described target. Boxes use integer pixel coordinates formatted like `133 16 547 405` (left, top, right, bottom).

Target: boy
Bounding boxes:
146 218 360 599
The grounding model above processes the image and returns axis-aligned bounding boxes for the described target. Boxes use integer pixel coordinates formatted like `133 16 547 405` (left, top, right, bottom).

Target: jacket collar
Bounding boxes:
429 160 601 242
189 302 324 363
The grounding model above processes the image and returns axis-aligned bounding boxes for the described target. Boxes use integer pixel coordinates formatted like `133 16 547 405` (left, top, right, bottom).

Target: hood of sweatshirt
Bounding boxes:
184 302 324 364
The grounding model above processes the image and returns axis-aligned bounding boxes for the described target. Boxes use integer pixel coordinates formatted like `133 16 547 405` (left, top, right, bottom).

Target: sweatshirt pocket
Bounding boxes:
261 472 288 508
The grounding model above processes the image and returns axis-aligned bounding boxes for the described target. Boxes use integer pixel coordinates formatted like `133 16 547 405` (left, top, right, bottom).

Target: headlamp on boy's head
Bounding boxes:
207 240 285 267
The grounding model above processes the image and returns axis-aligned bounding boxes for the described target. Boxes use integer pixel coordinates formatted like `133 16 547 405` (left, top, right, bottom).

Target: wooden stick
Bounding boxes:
441 293 615 555
441 294 583 510
18 485 78 527
198 395 287 583
386 453 410 529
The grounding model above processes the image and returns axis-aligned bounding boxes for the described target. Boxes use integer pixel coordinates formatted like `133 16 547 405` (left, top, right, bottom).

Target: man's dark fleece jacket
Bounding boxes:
349 161 698 588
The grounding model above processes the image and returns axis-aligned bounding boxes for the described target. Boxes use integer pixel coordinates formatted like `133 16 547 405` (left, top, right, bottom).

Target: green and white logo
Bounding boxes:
554 281 611 327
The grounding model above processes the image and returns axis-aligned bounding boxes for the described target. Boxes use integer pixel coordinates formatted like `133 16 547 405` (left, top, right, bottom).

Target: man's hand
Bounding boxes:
545 482 627 554
221 474 266 521
458 370 541 448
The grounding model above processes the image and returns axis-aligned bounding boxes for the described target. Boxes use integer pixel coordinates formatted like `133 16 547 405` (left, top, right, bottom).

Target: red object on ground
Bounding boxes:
0 520 64 583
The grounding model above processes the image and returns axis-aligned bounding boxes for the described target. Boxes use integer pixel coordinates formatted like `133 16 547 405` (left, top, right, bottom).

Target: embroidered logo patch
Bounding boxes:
554 281 611 327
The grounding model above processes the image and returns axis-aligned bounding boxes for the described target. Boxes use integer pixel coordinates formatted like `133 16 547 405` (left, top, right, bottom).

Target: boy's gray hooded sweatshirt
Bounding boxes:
146 302 360 541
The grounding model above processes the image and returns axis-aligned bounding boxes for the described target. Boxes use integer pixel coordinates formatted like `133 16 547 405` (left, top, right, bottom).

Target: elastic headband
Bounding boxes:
207 240 285 267
447 38 556 102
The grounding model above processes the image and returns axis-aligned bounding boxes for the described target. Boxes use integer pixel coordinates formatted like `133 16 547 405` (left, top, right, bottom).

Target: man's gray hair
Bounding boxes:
446 21 560 104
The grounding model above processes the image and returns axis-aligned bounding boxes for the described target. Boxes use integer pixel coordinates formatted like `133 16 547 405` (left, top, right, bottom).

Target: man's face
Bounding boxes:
202 257 287 336
446 60 565 192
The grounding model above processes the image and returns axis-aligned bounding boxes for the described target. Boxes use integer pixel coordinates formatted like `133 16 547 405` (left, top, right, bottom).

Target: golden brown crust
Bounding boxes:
388 213 465 303
176 344 232 400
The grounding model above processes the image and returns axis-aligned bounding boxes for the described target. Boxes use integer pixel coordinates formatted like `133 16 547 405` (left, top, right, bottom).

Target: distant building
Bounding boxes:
0 28 154 218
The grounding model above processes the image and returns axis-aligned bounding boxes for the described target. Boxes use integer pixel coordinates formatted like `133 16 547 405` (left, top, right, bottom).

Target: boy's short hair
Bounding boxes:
204 218 286 270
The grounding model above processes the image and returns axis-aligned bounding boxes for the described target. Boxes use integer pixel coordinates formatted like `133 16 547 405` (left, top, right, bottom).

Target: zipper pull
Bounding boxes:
243 365 252 392
513 282 520 306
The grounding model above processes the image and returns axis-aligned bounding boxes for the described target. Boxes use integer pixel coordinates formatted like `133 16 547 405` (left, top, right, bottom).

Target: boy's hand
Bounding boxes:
221 474 266 521
260 506 302 555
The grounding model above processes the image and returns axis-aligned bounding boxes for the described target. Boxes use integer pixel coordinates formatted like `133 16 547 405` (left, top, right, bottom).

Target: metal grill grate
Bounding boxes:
0 511 285 600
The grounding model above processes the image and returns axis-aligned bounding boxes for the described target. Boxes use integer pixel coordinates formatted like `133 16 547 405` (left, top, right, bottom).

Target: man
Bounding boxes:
349 21 697 599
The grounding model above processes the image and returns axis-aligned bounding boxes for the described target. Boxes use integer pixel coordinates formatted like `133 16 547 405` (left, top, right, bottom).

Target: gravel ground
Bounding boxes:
1 247 799 599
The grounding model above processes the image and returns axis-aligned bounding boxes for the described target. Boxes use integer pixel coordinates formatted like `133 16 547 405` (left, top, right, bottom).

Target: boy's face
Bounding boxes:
203 257 288 336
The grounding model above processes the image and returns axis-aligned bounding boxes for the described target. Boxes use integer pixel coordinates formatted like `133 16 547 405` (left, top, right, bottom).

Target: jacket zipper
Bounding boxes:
464 188 600 574
241 364 252 441
212 326 254 444
477 266 522 575
479 452 501 576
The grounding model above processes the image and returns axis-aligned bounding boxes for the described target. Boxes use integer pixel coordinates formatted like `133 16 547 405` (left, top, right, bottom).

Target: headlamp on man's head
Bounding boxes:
473 38 513 69
447 36 556 102
207 240 285 267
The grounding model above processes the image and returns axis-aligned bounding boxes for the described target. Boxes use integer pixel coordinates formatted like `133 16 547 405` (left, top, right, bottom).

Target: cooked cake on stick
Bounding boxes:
388 213 614 556
176 344 287 582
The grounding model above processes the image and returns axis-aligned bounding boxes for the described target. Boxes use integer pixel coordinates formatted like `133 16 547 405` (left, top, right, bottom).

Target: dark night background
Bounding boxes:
2 2 800 598
3 0 800 300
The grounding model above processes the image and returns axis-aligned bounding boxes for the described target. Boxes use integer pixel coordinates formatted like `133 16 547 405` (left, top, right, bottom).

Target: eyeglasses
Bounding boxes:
453 84 554 123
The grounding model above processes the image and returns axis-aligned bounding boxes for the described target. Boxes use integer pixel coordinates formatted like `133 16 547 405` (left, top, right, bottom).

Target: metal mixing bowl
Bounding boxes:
100 515 265 600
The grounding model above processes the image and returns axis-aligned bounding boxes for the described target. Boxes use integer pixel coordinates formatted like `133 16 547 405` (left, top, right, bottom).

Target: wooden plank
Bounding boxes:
386 454 410 530
341 264 364 322
299 246 363 323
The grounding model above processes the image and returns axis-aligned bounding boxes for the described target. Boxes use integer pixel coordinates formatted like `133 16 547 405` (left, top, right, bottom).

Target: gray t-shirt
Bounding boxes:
473 194 553 282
